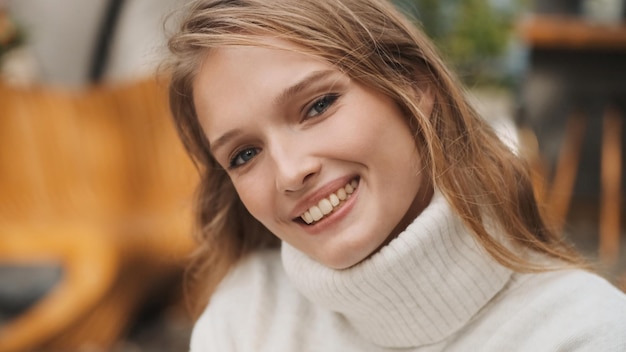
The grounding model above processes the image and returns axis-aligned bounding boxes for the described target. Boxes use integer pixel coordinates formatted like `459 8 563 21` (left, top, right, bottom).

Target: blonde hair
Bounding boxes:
166 0 584 315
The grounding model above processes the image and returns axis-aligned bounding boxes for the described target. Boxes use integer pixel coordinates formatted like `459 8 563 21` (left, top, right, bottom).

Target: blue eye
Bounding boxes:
229 147 259 168
305 94 339 119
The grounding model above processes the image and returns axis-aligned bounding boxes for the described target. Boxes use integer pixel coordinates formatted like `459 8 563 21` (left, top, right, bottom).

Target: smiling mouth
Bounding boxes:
299 178 359 225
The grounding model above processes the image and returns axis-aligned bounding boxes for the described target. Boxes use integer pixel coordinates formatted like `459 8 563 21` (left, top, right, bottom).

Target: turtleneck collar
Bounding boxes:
281 192 513 348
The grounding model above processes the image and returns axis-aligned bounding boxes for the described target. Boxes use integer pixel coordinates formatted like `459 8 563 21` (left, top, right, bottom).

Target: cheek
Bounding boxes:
320 107 388 158
343 110 415 163
232 173 276 225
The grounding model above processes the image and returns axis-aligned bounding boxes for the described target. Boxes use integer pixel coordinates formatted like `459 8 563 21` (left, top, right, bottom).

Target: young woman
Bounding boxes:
166 0 626 350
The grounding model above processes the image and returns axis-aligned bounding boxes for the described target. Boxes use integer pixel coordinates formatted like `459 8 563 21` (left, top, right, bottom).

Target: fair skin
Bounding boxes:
193 38 434 269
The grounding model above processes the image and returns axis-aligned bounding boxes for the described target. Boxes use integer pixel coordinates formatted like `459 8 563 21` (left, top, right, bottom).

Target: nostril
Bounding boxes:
303 172 316 183
284 171 316 193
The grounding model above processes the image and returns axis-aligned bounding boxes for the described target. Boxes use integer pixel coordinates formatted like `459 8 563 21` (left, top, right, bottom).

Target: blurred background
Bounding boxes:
0 0 625 350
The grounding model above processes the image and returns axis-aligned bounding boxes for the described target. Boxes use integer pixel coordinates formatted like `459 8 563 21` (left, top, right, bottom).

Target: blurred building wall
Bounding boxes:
6 0 185 87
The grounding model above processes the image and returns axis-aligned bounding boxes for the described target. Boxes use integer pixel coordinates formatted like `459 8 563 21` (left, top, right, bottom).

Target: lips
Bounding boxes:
300 178 358 224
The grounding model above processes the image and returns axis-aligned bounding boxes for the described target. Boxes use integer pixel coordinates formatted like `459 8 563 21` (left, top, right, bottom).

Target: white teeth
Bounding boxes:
329 194 340 206
302 211 313 224
310 206 323 221
299 179 358 224
319 199 333 215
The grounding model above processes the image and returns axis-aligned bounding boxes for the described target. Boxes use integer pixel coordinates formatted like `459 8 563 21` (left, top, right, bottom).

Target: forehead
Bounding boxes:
193 39 331 92
191 39 337 138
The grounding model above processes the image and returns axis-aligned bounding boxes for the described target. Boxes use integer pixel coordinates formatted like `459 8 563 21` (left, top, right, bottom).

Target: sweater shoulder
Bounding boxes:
190 249 290 351
467 269 626 350
509 269 626 319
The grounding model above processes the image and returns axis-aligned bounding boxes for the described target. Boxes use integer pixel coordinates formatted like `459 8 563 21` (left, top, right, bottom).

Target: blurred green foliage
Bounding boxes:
394 0 528 86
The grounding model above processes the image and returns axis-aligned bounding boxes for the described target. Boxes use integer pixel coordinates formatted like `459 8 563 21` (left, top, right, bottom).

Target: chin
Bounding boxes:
318 257 358 270
313 242 376 270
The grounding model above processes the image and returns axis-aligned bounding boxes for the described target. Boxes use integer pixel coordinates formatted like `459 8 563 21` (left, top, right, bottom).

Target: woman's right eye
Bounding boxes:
229 147 260 168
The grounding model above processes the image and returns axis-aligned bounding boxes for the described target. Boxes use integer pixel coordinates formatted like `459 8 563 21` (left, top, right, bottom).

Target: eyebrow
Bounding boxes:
273 69 339 108
209 69 340 155
209 128 243 155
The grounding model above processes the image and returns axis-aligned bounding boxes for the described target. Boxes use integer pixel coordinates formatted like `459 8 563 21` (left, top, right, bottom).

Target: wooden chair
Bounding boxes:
519 106 622 265
519 15 625 268
0 78 198 351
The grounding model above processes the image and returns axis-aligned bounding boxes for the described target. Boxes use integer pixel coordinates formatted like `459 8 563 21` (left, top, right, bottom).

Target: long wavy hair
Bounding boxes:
165 0 584 315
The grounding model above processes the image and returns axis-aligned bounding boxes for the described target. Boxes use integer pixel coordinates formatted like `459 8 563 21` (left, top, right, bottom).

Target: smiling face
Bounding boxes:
193 39 433 269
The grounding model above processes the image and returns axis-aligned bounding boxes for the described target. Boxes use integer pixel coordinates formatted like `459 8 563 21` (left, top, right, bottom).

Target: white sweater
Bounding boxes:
190 194 626 351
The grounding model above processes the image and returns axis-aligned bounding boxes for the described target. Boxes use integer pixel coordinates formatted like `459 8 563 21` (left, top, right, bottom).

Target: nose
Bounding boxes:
271 138 321 193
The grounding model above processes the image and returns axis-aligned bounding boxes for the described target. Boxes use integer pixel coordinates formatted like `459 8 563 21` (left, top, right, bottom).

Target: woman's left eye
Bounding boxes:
305 94 339 119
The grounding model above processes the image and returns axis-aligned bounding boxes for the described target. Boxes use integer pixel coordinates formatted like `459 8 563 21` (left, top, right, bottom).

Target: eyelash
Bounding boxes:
305 93 340 119
229 147 260 169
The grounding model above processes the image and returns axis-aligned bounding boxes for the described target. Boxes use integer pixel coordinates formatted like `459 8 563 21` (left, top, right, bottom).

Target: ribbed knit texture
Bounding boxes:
281 192 512 348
